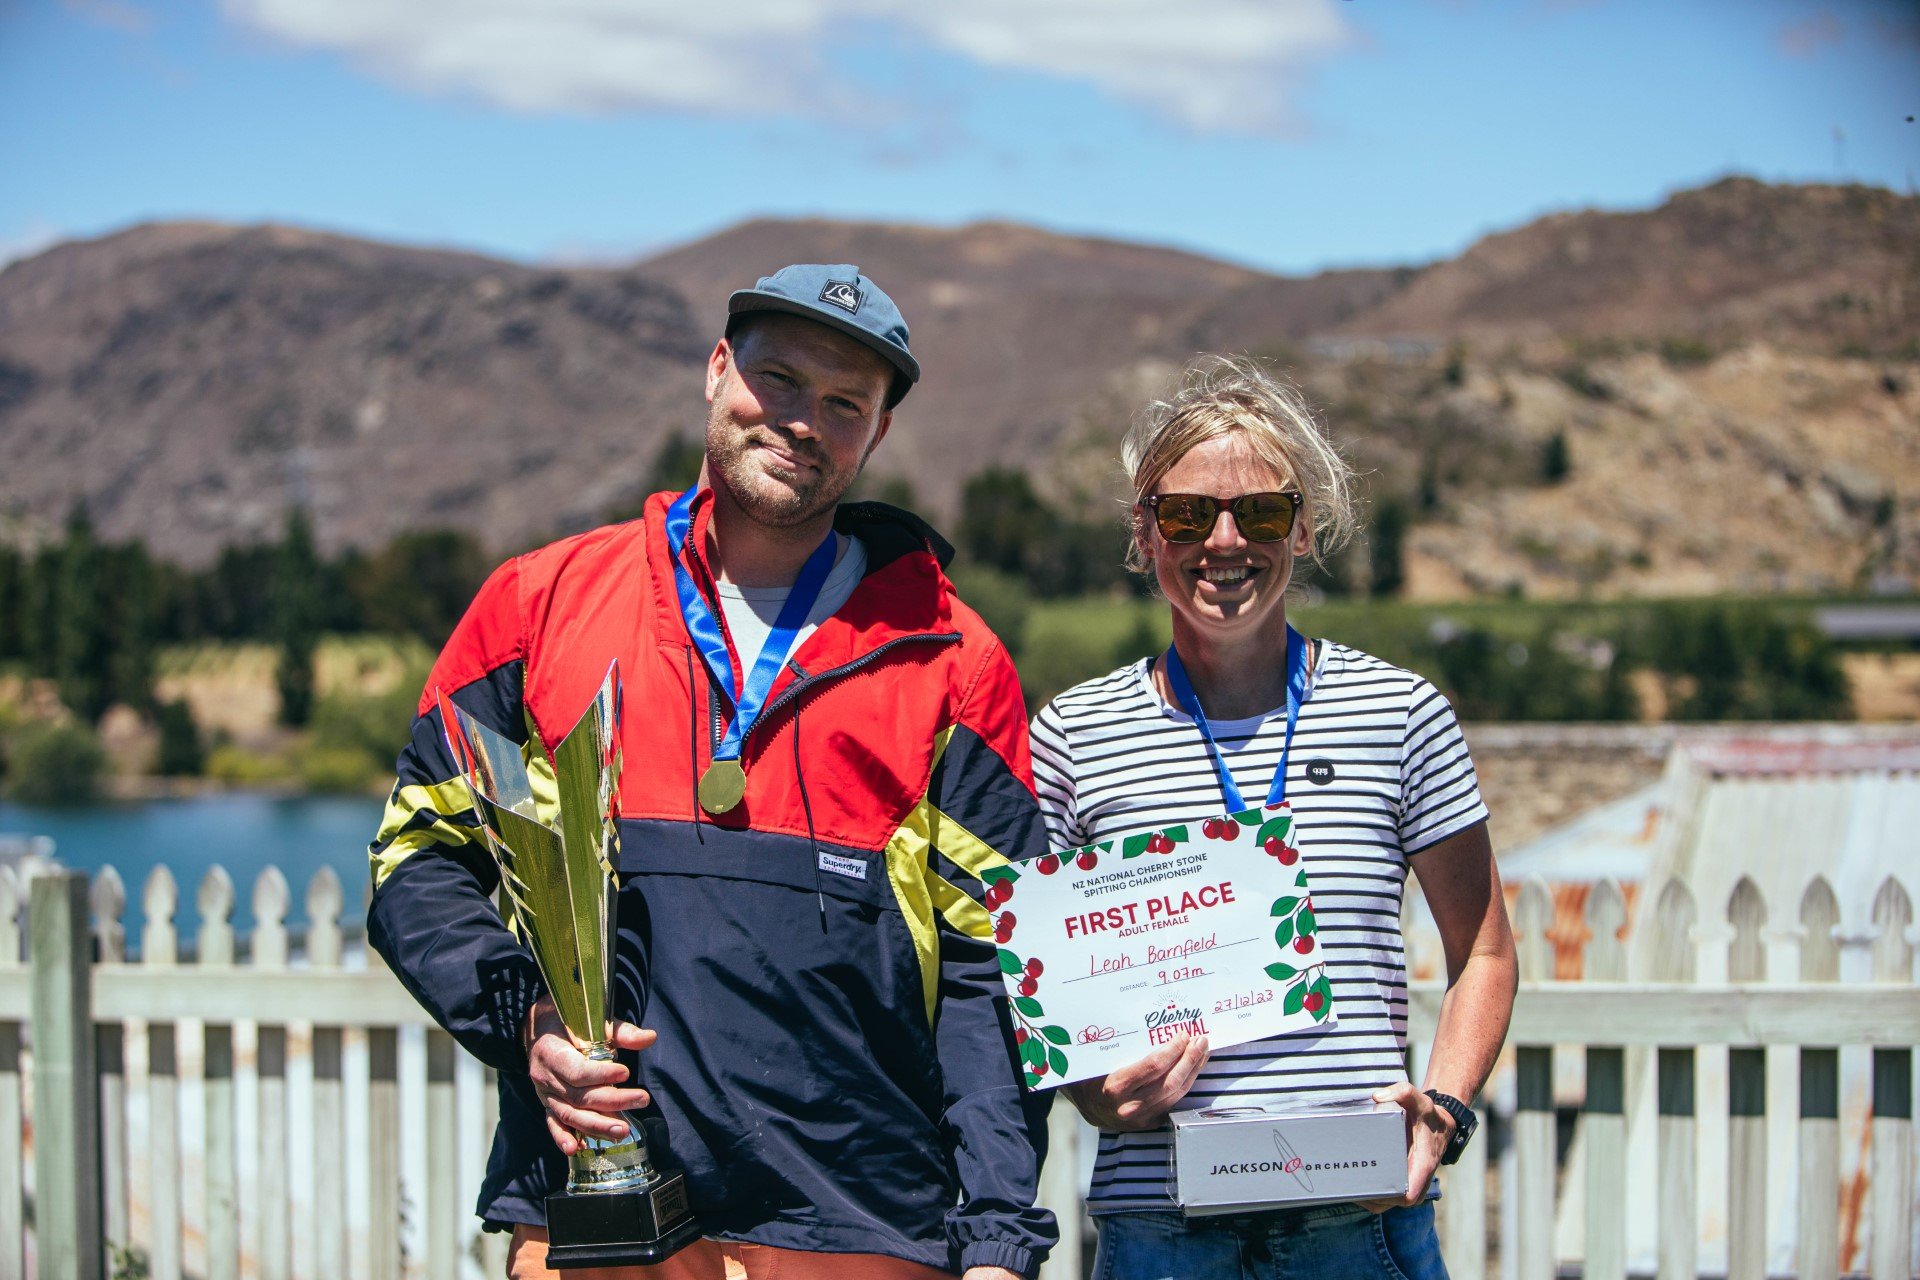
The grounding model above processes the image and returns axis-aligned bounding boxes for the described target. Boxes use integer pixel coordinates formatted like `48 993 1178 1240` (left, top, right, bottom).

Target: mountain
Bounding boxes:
1 178 1915 597
0 223 706 564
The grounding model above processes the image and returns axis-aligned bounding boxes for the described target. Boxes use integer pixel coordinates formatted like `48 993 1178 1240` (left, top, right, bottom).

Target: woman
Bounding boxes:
1029 356 1517 1280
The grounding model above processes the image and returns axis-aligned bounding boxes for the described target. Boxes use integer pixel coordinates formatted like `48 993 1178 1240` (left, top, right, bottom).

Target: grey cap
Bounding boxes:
727 263 920 403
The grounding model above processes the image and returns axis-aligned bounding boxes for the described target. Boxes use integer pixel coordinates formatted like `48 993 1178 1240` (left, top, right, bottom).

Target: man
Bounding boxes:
368 265 1057 1279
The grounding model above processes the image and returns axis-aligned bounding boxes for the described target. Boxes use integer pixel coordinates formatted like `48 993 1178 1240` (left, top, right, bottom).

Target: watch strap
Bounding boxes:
1424 1089 1477 1165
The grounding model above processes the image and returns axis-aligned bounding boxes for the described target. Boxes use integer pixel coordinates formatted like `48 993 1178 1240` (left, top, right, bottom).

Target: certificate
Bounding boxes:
986 801 1335 1089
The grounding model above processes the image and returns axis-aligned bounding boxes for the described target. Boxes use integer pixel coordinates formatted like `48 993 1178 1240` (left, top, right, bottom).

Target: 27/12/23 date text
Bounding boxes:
1214 987 1275 1014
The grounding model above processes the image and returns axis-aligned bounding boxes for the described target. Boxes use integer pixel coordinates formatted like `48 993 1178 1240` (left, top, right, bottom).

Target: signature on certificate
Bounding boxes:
1075 1025 1116 1045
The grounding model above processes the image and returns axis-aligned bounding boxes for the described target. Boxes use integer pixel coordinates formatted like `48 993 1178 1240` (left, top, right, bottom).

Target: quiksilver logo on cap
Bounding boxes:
819 280 863 314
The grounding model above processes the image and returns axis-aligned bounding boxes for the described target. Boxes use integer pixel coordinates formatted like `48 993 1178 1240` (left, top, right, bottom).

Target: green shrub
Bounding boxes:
204 744 293 786
947 566 1033 658
295 743 383 794
2 721 107 806
1658 336 1715 367
153 700 205 777
1018 629 1116 712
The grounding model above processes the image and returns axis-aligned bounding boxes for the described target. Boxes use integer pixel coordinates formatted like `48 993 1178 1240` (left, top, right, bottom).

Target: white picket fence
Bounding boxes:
2 862 1916 1280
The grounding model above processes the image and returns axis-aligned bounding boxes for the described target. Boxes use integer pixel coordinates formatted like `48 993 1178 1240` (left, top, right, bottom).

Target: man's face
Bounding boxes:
703 313 895 528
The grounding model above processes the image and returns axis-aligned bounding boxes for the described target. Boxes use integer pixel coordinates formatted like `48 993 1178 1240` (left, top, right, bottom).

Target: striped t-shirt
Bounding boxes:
1028 641 1488 1213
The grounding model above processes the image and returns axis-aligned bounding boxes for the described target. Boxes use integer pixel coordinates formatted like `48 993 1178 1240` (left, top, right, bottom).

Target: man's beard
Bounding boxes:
705 415 855 529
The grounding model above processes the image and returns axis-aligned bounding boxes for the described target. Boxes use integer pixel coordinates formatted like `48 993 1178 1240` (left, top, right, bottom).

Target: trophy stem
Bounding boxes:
565 1043 660 1194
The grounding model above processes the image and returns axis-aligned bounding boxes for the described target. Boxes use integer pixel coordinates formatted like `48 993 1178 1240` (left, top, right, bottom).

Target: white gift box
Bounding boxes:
1168 1098 1409 1213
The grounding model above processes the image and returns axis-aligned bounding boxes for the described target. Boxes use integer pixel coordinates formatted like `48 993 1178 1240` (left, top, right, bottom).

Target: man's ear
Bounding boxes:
705 339 733 404
864 410 890 466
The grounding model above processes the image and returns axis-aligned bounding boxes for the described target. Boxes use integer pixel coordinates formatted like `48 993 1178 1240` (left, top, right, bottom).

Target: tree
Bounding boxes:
102 542 155 713
54 506 113 721
1541 431 1571 484
958 468 1056 579
1368 499 1408 599
154 700 206 776
0 547 25 662
348 529 489 647
273 508 322 727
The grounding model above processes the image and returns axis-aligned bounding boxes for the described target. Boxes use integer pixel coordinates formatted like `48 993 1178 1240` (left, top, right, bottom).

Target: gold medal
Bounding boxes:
698 760 747 815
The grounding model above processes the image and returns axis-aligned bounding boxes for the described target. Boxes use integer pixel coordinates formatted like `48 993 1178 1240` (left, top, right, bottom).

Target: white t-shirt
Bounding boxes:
1028 641 1488 1213
714 533 867 665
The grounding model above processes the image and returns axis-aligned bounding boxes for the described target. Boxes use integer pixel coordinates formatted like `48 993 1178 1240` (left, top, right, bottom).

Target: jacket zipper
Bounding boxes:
701 631 962 760
758 631 962 729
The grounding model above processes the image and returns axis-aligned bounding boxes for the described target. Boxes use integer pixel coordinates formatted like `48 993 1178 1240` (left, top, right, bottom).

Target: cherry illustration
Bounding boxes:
1076 851 1099 871
1025 957 1044 977
1293 936 1313 954
1303 991 1325 1014
1032 1059 1048 1078
1219 821 1240 840
1018 976 1038 997
995 912 1017 943
1037 855 1060 875
1202 819 1223 839
1279 846 1299 866
1015 1027 1028 1044
1263 836 1283 857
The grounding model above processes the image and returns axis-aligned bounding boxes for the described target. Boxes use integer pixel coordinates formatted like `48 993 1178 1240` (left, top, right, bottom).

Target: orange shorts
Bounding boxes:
504 1226 959 1280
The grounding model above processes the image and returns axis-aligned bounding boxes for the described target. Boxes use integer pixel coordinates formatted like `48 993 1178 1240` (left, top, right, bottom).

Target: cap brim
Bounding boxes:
727 289 922 386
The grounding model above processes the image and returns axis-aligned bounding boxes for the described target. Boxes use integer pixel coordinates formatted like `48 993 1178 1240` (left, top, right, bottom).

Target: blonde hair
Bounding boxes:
1121 354 1356 576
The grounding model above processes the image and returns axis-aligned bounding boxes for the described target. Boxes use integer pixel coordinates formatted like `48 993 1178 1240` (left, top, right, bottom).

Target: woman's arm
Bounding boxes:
1361 819 1517 1210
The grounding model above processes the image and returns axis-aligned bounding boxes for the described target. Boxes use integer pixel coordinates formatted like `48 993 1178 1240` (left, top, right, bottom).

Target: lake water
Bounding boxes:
0 792 384 941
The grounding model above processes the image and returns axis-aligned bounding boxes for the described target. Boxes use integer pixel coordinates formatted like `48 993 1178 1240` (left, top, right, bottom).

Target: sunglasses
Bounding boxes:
1144 491 1302 543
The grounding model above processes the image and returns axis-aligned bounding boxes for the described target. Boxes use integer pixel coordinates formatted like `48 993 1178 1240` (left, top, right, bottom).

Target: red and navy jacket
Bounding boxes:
367 490 1057 1276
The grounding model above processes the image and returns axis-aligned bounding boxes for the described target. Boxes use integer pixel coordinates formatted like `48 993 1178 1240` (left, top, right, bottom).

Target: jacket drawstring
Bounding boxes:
685 645 704 842
790 672 826 933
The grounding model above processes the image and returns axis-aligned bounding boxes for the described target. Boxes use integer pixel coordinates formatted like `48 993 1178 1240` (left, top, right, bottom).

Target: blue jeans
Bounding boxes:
1091 1202 1448 1280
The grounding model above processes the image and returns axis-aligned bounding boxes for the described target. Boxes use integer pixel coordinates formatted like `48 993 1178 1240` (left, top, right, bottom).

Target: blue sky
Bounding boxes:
1 0 1915 275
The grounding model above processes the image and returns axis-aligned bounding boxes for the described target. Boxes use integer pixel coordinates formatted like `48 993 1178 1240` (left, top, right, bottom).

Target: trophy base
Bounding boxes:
544 1170 702 1270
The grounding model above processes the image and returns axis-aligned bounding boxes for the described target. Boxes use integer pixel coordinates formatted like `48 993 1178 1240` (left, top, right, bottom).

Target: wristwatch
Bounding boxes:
1423 1090 1478 1165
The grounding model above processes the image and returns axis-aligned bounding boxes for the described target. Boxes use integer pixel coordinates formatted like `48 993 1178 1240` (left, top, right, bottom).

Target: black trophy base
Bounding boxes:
544 1171 702 1269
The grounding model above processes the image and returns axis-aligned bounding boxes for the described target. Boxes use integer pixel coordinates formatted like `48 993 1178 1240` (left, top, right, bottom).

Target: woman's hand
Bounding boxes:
1356 1081 1454 1213
1064 1034 1209 1131
523 995 656 1156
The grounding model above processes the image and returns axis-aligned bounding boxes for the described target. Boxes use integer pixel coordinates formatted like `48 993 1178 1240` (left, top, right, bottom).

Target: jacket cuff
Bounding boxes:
959 1241 1039 1278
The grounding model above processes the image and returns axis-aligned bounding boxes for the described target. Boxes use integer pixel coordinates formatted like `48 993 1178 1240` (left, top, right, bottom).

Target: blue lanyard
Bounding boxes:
665 488 837 763
1163 626 1312 813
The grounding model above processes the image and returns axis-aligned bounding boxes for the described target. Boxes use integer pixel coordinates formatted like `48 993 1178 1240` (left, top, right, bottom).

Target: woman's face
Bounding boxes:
1141 433 1312 645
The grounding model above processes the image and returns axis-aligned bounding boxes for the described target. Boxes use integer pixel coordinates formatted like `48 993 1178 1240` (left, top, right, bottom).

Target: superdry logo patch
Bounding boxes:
819 280 863 313
818 852 868 881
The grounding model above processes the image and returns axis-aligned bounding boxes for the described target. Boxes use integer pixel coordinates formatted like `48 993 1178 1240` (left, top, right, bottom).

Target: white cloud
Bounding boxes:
222 0 1356 134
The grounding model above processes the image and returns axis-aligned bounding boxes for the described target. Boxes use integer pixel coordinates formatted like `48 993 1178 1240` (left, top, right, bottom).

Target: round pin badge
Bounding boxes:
1305 759 1335 786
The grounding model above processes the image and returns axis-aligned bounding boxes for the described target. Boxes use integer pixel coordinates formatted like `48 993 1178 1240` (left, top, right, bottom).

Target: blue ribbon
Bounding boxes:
1163 625 1312 813
665 488 837 763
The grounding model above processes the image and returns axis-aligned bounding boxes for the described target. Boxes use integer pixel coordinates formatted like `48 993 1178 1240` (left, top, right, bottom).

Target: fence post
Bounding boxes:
1868 877 1914 1280
29 870 105 1280
1511 878 1556 1280
1725 876 1768 1280
1582 878 1628 1280
1796 877 1841 1280
1650 877 1697 1280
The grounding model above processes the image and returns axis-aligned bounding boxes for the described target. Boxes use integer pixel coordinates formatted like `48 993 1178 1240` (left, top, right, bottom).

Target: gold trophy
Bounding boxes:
438 663 700 1268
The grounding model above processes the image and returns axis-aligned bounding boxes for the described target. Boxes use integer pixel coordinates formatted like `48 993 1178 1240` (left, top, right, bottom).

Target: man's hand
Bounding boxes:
1356 1082 1454 1213
1063 1034 1209 1131
523 996 656 1157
